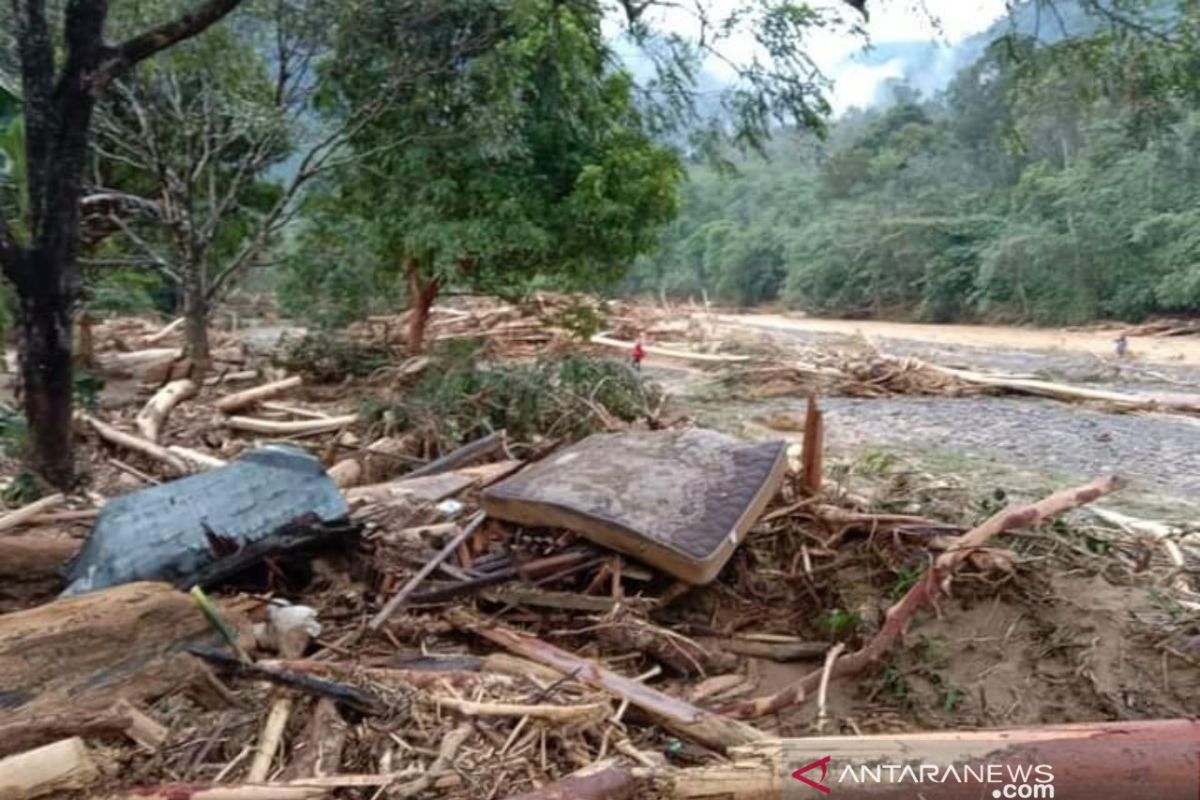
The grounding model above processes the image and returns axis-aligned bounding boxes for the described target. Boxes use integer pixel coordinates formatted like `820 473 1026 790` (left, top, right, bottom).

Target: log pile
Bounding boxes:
2 300 1200 799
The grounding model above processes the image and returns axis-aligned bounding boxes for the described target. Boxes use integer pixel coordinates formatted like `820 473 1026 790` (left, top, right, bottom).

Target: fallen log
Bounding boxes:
0 532 80 581
281 698 346 780
497 719 1200 800
0 737 100 800
97 347 181 379
0 582 222 725
0 495 65 533
86 416 190 475
589 333 750 363
500 761 637 800
403 431 507 479
168 446 228 471
141 317 185 345
346 471 476 506
725 475 1123 718
327 436 414 489
136 378 198 442
225 414 358 437
436 697 609 722
459 613 767 753
369 512 486 630
215 376 304 414
926 362 1200 414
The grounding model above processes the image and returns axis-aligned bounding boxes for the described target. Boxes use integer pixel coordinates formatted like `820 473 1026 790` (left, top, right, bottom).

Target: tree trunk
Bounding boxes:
19 281 76 489
405 259 440 356
183 273 211 377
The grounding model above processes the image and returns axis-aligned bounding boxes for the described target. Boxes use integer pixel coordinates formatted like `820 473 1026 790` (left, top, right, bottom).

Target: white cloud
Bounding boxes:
627 0 1010 112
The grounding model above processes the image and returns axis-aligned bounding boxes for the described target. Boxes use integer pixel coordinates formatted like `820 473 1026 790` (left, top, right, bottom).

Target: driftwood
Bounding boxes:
0 583 223 725
501 761 637 800
86 416 190 475
346 472 476 506
498 720 1200 800
169 446 228 471
800 395 823 494
281 699 347 780
141 317 184 345
225 414 358 437
0 704 162 759
725 475 1123 718
0 533 77 578
589 333 750 363
409 551 600 605
215 376 303 414
0 737 100 800
436 697 609 722
191 650 384 716
927 362 1200 414
403 431 507 479
136 378 198 442
461 614 767 753
327 436 414 489
714 638 828 662
369 512 486 630
0 495 65 533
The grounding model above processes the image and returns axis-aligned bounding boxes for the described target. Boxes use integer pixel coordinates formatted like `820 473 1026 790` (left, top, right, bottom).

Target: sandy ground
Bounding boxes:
667 314 1200 518
722 313 1200 366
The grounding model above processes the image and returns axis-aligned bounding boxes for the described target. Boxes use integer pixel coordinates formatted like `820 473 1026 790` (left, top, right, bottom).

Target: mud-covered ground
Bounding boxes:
671 318 1200 518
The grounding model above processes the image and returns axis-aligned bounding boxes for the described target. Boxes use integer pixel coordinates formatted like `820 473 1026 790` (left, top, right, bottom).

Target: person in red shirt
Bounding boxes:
632 334 646 372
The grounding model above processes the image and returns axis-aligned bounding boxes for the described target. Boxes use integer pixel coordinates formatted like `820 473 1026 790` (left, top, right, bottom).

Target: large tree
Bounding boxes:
284 0 692 351
0 0 246 487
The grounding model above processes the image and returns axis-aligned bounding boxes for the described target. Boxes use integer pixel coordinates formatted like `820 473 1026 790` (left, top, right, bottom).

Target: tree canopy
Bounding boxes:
280 0 683 348
627 1 1200 324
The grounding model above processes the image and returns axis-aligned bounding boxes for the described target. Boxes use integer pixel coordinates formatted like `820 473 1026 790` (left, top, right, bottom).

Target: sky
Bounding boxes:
614 0 1011 114
821 0 1009 110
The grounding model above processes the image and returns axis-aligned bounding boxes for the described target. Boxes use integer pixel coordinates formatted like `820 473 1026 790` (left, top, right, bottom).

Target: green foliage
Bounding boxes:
87 269 167 315
0 404 27 458
2 472 41 505
373 347 660 448
818 607 863 636
282 0 682 323
626 4 1200 324
548 298 610 341
72 368 105 414
275 333 393 382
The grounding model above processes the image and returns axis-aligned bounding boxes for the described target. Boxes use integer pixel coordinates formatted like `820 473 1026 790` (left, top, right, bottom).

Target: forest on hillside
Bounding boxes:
626 6 1200 325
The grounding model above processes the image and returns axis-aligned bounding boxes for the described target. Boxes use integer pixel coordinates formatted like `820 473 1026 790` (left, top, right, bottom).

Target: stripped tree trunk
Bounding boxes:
404 259 441 356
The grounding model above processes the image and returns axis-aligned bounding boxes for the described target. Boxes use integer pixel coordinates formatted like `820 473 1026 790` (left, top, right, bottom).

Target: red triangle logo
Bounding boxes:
792 755 833 794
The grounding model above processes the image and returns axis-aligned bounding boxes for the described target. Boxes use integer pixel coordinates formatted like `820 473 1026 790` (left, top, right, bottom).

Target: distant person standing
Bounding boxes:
1115 334 1129 358
632 334 646 372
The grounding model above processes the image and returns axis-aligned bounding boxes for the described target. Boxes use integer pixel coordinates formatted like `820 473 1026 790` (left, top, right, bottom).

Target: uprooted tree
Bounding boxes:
0 0 246 487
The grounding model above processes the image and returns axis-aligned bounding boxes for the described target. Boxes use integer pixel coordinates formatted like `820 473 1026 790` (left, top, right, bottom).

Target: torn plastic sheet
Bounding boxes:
62 445 348 596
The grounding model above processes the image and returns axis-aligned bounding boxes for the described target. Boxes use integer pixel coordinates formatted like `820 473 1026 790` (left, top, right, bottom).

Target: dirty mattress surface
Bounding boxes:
482 428 786 584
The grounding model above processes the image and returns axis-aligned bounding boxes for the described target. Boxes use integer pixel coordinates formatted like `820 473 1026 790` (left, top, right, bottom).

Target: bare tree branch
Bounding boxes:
91 0 246 91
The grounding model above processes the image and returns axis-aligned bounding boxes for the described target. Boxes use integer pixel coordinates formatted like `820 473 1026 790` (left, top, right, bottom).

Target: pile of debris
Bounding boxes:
1 303 1199 800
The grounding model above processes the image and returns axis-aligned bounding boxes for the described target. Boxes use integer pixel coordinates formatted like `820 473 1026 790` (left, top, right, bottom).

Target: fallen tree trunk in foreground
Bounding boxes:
0 582 220 727
498 720 1200 800
0 737 100 800
726 475 1123 719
